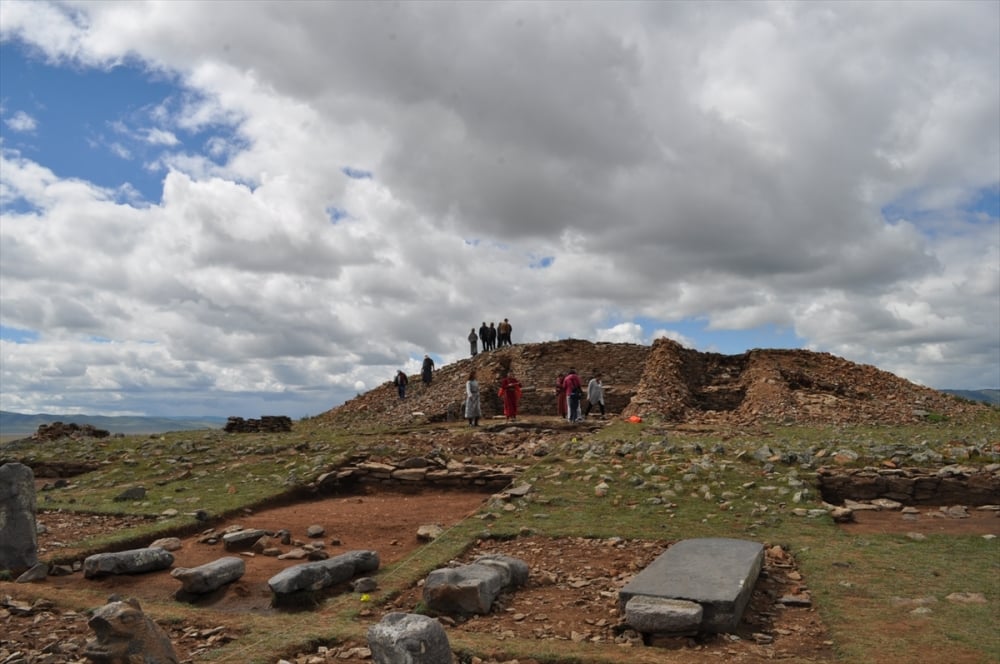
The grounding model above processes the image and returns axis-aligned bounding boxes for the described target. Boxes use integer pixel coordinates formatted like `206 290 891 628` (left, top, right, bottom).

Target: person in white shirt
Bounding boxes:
585 371 605 418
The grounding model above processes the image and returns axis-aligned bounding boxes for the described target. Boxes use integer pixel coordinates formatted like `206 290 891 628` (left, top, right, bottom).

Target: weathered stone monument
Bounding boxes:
267 549 379 596
619 537 764 635
0 462 39 573
83 548 175 578
422 554 528 616
367 612 453 664
171 556 245 595
84 596 178 664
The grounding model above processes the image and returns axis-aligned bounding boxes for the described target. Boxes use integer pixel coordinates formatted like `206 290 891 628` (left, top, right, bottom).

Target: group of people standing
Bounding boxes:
464 368 522 426
467 319 513 356
555 368 605 422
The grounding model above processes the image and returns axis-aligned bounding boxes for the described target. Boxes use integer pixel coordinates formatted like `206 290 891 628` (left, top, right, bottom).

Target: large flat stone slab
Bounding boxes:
619 538 764 633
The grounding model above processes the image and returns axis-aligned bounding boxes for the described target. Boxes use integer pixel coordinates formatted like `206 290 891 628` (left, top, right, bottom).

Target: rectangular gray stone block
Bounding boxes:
619 537 764 633
625 596 703 634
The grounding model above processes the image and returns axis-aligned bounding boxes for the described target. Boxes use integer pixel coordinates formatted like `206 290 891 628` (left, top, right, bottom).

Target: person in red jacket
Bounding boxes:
562 368 583 422
555 372 568 419
499 370 522 421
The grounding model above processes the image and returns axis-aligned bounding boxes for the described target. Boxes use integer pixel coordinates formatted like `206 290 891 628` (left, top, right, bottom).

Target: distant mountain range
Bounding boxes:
0 411 228 436
941 389 1000 406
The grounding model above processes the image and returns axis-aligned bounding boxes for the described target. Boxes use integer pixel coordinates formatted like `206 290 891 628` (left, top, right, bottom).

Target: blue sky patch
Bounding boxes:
342 166 373 180
326 206 349 223
0 42 245 205
633 317 805 354
0 326 40 343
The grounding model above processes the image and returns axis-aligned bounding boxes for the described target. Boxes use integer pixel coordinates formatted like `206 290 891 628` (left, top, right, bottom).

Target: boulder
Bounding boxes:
171 557 245 594
83 548 175 578
268 549 379 595
367 612 452 664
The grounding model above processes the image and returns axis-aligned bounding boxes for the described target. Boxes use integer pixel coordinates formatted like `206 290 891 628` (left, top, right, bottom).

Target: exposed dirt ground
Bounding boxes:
837 506 999 536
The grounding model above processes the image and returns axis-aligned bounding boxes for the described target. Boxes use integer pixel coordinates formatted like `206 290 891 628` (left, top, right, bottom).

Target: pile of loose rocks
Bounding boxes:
317 339 990 430
224 416 293 433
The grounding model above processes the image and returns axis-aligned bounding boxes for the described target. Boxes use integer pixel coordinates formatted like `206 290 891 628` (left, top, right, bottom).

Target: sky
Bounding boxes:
0 1 997 419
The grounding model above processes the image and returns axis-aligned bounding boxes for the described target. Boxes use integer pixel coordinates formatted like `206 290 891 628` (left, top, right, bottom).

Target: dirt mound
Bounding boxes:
314 339 988 429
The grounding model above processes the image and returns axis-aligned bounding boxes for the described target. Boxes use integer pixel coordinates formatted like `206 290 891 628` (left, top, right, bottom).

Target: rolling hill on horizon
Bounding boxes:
0 411 226 436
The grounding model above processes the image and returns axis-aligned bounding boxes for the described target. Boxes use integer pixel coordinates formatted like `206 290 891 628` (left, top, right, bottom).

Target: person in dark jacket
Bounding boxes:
393 370 408 399
487 322 497 350
479 323 489 352
421 355 435 384
563 368 583 422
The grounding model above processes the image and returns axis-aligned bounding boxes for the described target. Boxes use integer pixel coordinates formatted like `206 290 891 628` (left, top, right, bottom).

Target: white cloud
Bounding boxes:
4 110 37 132
143 127 179 146
0 0 996 416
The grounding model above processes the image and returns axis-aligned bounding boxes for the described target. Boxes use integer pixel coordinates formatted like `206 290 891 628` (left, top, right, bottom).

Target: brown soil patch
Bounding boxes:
837 507 1000 535
38 488 491 612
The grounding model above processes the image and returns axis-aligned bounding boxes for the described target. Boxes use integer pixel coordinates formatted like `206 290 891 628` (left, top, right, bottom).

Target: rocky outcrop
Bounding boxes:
224 416 292 433
33 422 110 441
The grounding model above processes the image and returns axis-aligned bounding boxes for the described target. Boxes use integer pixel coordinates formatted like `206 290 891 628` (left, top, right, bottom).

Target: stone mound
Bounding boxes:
32 421 111 441
314 339 988 428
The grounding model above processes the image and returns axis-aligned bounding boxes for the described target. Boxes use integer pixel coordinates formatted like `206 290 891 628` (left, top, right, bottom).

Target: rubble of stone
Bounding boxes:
223 415 292 433
313 455 525 493
818 464 1000 506
83 548 175 578
84 597 178 664
315 338 988 429
422 554 529 616
267 549 379 596
0 462 38 574
367 612 453 664
30 421 112 441
622 339 986 426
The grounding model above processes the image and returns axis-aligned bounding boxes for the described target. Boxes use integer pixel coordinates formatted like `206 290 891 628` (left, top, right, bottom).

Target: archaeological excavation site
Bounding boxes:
2 339 997 663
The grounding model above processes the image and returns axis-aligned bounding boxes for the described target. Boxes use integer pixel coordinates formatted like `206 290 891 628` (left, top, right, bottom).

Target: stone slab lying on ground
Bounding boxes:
619 537 764 633
171 556 245 594
222 528 268 551
267 549 379 595
422 554 528 615
624 596 704 634
83 548 175 578
367 612 452 664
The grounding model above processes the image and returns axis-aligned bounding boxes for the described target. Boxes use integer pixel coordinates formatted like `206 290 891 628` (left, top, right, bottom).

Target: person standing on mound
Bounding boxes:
563 368 583 422
499 370 522 421
555 372 568 419
468 328 479 356
394 370 408 399
465 369 482 426
585 371 606 418
421 354 435 385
